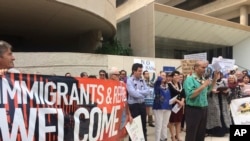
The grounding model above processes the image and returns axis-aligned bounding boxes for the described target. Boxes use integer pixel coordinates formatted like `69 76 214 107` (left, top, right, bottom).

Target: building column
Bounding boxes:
130 2 155 57
240 6 248 26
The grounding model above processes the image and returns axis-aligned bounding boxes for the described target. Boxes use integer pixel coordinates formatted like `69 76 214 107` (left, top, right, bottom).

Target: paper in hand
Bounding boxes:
172 104 181 113
169 95 177 105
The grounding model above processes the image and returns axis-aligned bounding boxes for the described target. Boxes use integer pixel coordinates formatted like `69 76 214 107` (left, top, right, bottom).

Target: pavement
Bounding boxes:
125 124 229 141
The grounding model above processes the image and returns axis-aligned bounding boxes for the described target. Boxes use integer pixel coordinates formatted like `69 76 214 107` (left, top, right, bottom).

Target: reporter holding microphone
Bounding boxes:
183 60 219 141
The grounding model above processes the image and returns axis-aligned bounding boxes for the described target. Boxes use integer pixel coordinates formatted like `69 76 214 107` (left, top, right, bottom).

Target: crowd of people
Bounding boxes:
1 40 250 141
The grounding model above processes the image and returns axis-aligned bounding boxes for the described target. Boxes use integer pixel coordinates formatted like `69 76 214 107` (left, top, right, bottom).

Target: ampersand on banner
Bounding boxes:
106 87 112 104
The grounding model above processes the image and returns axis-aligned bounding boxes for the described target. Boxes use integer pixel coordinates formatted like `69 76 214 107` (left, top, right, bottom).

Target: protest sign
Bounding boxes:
181 59 196 75
230 97 250 125
125 115 145 141
184 52 207 60
134 59 155 73
0 73 127 141
211 57 235 72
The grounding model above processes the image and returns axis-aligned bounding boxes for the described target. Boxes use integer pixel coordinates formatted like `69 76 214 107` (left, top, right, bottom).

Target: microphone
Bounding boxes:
204 73 210 80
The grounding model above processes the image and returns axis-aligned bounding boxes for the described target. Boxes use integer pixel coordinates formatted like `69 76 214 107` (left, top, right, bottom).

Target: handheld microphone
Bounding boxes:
204 73 210 80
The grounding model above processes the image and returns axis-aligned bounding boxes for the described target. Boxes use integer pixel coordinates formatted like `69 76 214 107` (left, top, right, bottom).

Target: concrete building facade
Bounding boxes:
0 0 116 53
116 0 250 69
14 52 181 77
1 0 250 74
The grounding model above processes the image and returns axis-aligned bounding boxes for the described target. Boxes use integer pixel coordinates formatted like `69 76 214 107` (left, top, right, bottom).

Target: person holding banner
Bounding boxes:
183 60 219 141
65 72 72 77
80 72 88 78
127 63 150 141
0 40 18 74
109 67 133 140
99 69 108 79
120 69 128 83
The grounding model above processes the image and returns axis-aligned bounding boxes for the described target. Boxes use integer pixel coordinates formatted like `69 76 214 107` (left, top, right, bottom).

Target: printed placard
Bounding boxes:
134 59 155 73
0 73 128 141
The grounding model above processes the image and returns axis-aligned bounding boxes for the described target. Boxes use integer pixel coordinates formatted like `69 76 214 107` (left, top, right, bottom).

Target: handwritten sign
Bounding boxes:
125 116 145 141
181 60 196 75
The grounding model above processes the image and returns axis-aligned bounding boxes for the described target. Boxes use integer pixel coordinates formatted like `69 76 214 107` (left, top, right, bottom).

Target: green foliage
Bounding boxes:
95 38 132 56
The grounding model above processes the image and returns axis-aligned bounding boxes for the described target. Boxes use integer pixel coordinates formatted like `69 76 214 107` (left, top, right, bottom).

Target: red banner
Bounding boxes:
0 73 128 141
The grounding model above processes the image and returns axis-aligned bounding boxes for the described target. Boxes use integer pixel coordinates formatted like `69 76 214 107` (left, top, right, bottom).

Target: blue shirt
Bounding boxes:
126 75 150 104
152 76 172 110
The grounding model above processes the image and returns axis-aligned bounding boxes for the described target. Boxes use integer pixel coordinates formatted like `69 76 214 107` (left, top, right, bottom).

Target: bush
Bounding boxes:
95 38 132 56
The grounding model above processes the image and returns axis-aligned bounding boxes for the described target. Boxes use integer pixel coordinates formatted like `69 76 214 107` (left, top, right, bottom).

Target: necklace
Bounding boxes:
194 76 206 84
160 83 168 89
169 81 182 92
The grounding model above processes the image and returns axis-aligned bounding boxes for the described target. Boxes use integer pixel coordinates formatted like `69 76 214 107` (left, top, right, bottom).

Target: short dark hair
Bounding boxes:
243 74 250 80
230 70 236 75
170 70 180 77
132 63 143 73
80 72 88 77
212 71 223 79
120 70 127 75
99 69 106 74
143 70 148 75
88 75 97 78
0 40 12 57
65 72 71 76
242 70 248 74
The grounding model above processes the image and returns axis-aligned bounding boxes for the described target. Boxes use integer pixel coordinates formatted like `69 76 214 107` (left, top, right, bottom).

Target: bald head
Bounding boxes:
194 60 205 68
193 60 208 77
